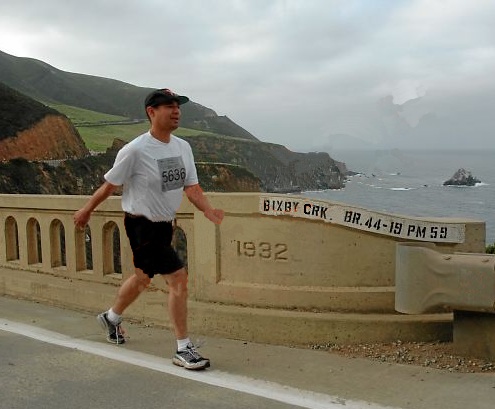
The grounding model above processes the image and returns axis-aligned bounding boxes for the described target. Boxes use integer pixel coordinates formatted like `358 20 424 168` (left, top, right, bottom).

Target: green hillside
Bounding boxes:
0 50 258 141
49 102 236 151
49 103 129 124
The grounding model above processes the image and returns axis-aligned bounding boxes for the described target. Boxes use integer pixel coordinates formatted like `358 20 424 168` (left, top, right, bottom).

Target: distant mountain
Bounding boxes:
308 91 494 152
372 94 493 150
0 50 257 141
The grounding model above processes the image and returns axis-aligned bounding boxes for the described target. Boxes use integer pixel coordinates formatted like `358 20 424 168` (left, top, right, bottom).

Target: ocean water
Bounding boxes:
303 149 495 245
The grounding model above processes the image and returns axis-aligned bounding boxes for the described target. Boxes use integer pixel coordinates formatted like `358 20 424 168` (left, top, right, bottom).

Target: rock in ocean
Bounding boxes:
443 168 481 186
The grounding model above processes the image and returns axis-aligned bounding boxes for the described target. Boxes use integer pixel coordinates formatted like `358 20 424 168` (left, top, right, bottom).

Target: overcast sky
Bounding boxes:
1 0 494 152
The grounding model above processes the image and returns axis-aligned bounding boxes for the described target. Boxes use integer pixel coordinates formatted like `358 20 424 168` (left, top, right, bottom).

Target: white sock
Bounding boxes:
177 338 191 351
107 308 121 324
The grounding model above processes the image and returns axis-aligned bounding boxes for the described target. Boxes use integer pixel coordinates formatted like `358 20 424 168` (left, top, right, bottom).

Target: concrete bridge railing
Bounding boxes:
0 193 486 347
395 242 495 359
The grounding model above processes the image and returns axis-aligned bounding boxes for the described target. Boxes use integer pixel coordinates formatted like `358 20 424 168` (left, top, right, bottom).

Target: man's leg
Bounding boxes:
166 268 210 369
97 268 150 344
164 267 188 339
113 268 151 314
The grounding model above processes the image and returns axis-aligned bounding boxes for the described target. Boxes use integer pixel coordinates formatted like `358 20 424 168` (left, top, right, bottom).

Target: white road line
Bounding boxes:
0 319 397 409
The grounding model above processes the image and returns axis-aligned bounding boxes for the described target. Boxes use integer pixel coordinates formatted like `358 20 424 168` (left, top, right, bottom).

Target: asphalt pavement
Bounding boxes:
1 295 494 409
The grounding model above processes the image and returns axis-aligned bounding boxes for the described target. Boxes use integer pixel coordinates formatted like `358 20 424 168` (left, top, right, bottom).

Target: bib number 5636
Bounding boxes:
162 168 186 182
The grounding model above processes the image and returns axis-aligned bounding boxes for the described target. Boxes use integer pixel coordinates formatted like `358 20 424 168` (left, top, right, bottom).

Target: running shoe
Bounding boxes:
96 312 126 344
172 342 210 370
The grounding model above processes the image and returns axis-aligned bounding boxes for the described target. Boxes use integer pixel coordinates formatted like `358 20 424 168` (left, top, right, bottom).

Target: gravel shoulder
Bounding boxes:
313 341 495 373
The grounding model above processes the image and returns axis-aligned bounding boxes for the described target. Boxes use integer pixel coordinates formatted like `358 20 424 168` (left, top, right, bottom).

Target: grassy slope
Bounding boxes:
49 103 227 151
49 103 128 123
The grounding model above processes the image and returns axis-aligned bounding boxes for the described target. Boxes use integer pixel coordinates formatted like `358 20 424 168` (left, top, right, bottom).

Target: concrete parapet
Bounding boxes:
0 193 486 345
395 243 495 314
395 242 495 360
0 266 452 346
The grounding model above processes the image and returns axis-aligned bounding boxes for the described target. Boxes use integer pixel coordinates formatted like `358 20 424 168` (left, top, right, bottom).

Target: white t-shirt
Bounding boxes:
104 132 198 222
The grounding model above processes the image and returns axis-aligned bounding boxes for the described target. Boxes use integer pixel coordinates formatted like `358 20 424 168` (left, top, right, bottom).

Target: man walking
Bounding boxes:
74 88 224 370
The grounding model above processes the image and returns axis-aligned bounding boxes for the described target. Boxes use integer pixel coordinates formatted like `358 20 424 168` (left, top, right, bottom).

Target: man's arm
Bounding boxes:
184 184 224 225
73 181 118 229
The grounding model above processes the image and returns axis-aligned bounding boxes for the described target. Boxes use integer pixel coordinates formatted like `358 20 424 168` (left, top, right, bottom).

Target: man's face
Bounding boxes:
149 102 181 131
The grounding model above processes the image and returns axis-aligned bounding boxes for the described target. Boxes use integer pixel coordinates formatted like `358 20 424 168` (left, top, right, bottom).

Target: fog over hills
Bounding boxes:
312 89 495 153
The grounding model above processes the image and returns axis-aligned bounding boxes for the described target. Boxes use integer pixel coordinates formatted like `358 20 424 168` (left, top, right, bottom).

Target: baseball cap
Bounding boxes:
144 88 189 108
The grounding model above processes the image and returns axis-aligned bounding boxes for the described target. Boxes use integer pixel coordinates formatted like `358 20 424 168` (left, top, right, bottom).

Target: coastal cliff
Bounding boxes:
181 135 346 192
0 82 88 161
0 114 88 161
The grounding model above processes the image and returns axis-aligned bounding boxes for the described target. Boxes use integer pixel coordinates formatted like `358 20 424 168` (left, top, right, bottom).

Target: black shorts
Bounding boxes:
124 214 184 278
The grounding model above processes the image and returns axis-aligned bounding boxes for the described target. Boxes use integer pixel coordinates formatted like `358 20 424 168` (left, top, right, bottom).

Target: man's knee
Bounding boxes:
166 269 188 295
134 269 151 289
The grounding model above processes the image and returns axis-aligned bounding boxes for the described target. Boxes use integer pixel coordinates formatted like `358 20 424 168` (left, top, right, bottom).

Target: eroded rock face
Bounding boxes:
0 153 261 195
196 163 261 192
443 168 481 186
0 114 88 161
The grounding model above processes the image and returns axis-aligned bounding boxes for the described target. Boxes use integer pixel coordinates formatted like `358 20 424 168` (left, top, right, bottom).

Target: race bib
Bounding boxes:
157 156 186 191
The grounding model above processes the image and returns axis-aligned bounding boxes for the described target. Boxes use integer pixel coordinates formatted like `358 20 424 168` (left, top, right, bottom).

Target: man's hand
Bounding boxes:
74 208 91 229
73 181 117 230
204 208 224 225
185 184 225 224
